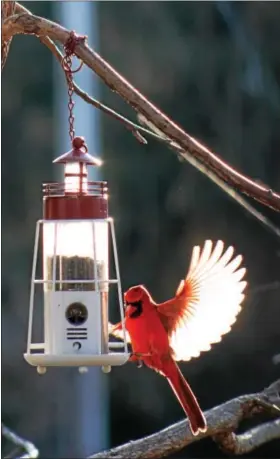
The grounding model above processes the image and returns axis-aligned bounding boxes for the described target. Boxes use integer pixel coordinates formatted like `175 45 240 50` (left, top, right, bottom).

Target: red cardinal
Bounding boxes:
110 240 247 435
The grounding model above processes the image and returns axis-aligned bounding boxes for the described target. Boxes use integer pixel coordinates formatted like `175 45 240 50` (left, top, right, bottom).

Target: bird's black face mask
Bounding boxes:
126 300 143 319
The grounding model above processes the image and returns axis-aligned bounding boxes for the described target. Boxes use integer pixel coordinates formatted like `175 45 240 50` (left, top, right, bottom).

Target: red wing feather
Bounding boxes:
158 240 247 361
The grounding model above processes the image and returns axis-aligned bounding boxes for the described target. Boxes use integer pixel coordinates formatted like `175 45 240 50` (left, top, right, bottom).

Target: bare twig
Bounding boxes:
40 36 166 145
136 116 280 238
2 7 280 212
263 380 280 406
2 424 39 459
250 281 280 295
88 380 280 459
163 138 280 238
273 354 280 365
213 420 280 455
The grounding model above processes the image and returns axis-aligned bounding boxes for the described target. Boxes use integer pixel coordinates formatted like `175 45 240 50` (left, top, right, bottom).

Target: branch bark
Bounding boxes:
89 381 280 459
1 1 16 70
2 6 280 212
213 420 280 455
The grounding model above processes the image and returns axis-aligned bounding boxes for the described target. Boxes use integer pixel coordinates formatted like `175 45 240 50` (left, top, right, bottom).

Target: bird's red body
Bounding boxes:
110 240 247 436
113 288 207 435
126 294 170 369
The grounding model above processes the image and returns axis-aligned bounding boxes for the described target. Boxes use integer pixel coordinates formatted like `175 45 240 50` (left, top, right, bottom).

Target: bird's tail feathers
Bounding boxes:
166 360 207 436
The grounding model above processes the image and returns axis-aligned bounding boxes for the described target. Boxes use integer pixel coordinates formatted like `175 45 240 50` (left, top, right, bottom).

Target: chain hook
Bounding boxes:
62 31 87 142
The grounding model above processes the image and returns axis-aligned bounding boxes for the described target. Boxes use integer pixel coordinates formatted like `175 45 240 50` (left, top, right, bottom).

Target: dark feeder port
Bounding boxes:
66 302 88 326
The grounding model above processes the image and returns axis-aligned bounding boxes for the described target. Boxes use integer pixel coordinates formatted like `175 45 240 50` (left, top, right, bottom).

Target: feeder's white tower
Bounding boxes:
24 137 129 369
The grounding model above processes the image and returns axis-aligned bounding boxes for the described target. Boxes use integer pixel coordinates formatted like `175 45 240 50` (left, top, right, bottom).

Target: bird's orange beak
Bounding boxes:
124 288 143 318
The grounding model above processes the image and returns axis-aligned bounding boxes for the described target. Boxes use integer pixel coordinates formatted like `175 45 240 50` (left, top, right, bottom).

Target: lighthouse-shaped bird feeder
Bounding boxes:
24 136 130 375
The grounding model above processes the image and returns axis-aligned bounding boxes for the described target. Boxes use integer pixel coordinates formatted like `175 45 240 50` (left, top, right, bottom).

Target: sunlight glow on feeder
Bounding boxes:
43 221 108 258
64 162 88 193
24 136 129 374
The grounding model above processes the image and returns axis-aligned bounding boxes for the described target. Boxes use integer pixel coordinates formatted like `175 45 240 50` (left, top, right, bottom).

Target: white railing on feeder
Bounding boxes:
24 217 129 370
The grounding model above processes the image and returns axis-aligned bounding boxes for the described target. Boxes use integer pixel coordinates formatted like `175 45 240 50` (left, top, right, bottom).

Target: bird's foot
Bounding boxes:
130 352 151 359
129 352 151 368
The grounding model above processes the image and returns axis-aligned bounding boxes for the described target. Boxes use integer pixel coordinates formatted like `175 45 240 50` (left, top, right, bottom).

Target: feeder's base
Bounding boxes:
24 352 130 368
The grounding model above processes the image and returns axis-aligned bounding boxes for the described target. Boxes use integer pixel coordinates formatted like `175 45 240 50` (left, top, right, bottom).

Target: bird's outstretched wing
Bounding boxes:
157 240 247 361
108 321 132 344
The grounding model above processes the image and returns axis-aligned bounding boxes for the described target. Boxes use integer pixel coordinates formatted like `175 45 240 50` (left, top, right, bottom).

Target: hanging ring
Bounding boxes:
63 31 86 74
62 55 84 74
70 60 84 74
72 136 89 153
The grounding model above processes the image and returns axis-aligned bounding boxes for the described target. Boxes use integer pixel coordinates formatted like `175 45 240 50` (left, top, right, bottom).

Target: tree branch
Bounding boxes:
2 423 39 459
16 12 280 238
2 7 280 212
10 2 166 147
213 420 280 455
89 380 280 459
1 1 16 70
13 10 280 239
39 36 161 146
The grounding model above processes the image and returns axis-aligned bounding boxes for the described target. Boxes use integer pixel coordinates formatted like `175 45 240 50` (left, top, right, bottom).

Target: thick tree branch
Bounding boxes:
2 7 280 212
1 1 16 70
89 380 280 459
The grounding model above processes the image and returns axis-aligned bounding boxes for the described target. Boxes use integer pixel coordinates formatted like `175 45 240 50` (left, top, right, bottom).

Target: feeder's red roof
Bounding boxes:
53 136 102 166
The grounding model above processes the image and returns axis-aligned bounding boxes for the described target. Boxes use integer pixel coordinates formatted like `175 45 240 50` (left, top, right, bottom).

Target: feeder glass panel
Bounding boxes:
43 221 109 292
64 162 87 193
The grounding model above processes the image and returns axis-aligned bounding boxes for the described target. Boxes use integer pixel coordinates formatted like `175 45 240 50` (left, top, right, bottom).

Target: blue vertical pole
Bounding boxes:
53 2 108 457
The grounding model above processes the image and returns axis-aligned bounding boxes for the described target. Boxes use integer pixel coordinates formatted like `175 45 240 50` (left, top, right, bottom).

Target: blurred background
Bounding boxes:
2 1 280 458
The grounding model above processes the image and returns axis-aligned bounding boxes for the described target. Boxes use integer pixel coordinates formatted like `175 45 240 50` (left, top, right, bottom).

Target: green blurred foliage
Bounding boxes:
2 2 280 458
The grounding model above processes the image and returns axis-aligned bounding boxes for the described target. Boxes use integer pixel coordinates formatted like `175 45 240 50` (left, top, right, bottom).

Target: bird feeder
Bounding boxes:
24 137 130 374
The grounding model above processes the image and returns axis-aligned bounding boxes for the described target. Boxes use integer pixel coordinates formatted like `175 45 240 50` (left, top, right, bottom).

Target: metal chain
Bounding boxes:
63 52 75 141
62 31 86 142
